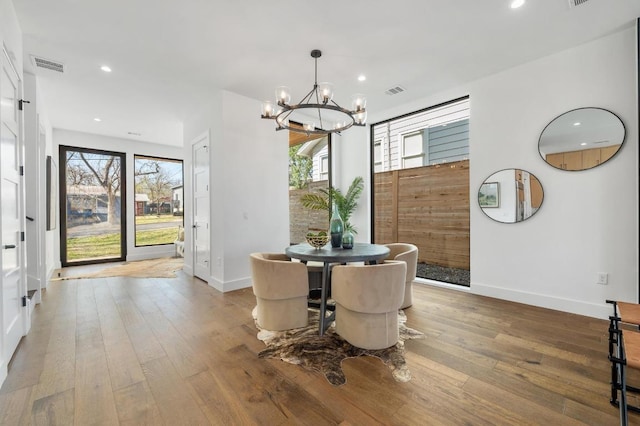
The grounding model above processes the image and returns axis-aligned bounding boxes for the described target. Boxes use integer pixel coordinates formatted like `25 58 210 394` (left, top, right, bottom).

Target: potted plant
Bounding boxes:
300 176 364 234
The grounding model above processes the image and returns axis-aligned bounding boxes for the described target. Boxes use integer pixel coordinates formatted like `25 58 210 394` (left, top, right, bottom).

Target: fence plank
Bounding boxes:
374 160 469 269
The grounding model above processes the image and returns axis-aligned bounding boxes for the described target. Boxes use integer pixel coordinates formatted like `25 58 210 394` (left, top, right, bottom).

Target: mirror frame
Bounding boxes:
538 107 625 171
478 168 544 224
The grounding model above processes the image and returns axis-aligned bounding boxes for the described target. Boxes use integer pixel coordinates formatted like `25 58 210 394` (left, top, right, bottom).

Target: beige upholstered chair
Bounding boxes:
384 243 418 309
250 253 309 331
331 260 407 350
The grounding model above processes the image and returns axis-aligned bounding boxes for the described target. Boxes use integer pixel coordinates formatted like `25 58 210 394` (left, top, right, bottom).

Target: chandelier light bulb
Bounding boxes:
276 86 291 105
351 94 366 112
318 82 334 104
354 110 367 125
261 101 275 118
303 121 315 132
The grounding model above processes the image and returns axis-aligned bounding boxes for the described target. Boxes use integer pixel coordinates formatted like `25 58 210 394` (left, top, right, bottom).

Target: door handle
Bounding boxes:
26 216 35 222
3 244 16 249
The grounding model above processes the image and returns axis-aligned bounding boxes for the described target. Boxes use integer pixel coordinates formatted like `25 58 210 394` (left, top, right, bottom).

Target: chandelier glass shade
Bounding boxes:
261 50 366 135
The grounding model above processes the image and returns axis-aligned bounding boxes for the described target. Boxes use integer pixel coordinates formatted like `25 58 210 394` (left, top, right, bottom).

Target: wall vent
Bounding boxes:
31 55 64 73
385 85 406 96
567 0 590 8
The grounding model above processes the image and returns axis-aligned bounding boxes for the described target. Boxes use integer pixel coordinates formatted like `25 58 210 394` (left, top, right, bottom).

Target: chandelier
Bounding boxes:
260 49 367 135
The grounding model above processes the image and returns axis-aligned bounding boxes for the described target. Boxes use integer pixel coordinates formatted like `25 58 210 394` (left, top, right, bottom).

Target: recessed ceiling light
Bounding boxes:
94 118 101 122
510 0 525 9
100 65 112 72
580 142 587 146
357 74 366 82
573 122 581 126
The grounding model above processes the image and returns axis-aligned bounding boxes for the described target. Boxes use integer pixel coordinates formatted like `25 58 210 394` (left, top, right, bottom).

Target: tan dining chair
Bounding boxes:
250 253 309 331
384 243 418 309
331 260 406 350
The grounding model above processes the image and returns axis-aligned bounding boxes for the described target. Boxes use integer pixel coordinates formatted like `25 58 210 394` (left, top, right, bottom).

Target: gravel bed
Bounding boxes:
416 263 470 286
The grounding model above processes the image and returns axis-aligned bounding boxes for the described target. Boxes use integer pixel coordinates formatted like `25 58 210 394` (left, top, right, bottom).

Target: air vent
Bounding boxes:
385 85 406 96
567 0 590 8
31 56 64 73
127 132 142 136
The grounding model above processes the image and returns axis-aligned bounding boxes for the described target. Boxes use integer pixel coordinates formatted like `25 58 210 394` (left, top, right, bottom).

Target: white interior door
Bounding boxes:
1 48 26 367
192 134 210 281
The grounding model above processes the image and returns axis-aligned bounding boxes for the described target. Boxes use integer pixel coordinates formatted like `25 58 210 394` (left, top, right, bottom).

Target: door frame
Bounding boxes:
59 145 127 267
0 44 28 382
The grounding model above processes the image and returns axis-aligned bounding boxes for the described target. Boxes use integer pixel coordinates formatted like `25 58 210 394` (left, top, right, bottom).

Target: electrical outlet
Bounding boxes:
597 272 608 285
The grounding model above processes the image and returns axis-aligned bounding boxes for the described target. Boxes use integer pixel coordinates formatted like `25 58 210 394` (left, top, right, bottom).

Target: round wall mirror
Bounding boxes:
538 107 625 171
479 169 544 223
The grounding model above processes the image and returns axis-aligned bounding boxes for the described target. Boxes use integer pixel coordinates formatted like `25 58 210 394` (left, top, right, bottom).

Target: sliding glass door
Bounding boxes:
59 146 126 266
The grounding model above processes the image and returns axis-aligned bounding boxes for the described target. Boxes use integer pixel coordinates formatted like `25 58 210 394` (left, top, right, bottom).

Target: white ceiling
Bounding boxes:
13 0 640 147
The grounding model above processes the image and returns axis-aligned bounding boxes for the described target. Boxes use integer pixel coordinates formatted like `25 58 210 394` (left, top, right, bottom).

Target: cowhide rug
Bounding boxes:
253 307 425 386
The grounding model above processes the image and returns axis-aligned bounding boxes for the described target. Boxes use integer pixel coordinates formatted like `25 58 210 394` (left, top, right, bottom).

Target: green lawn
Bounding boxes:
67 228 179 261
135 215 183 225
136 228 178 246
67 233 121 261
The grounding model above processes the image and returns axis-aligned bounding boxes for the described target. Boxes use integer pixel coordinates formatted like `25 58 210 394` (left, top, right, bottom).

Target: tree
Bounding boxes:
289 146 313 189
300 176 364 233
79 152 121 225
135 160 174 215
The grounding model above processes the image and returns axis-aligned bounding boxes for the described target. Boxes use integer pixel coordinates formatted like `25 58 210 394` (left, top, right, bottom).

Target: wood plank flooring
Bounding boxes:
0 270 637 425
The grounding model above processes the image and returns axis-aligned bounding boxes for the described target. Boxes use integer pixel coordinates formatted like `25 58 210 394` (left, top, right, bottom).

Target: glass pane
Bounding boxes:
134 156 184 247
403 156 423 169
374 142 382 163
289 135 330 245
64 149 124 263
372 97 471 286
403 133 423 156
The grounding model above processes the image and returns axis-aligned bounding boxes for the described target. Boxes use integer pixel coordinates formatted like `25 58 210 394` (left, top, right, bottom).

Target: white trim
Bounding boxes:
471 281 610 319
400 129 425 168
415 277 471 292
207 275 251 293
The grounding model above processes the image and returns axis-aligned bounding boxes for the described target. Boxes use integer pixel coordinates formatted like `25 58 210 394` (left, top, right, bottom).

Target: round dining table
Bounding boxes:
285 242 390 335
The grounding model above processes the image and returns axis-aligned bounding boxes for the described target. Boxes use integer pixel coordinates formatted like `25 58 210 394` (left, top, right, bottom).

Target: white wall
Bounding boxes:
183 90 290 292
52 129 184 264
469 27 637 318
333 126 371 242
357 26 638 319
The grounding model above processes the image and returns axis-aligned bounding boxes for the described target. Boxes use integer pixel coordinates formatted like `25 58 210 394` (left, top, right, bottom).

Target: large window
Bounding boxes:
134 155 183 247
60 146 126 266
288 128 331 245
371 97 470 286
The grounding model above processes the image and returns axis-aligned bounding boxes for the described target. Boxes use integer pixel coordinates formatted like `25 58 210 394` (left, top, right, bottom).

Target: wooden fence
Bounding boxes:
289 180 329 245
374 160 470 270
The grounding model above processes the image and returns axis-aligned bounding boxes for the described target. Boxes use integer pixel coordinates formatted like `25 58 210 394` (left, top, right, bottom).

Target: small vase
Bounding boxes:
342 230 354 249
329 203 343 248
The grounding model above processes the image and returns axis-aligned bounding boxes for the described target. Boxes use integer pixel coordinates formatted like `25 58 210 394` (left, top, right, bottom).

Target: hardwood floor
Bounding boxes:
0 271 636 425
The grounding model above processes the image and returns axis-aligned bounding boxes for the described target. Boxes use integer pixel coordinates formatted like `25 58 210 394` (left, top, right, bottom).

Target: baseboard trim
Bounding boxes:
471 282 610 319
0 362 6 391
183 263 193 276
207 276 251 293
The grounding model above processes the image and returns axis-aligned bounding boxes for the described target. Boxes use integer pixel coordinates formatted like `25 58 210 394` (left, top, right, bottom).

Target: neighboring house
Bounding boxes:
172 185 183 215
135 193 150 216
65 185 121 223
295 136 329 182
372 99 470 172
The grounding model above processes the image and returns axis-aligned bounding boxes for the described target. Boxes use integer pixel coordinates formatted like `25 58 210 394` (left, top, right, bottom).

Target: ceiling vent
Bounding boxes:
31 55 64 73
567 0 590 8
385 85 406 96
